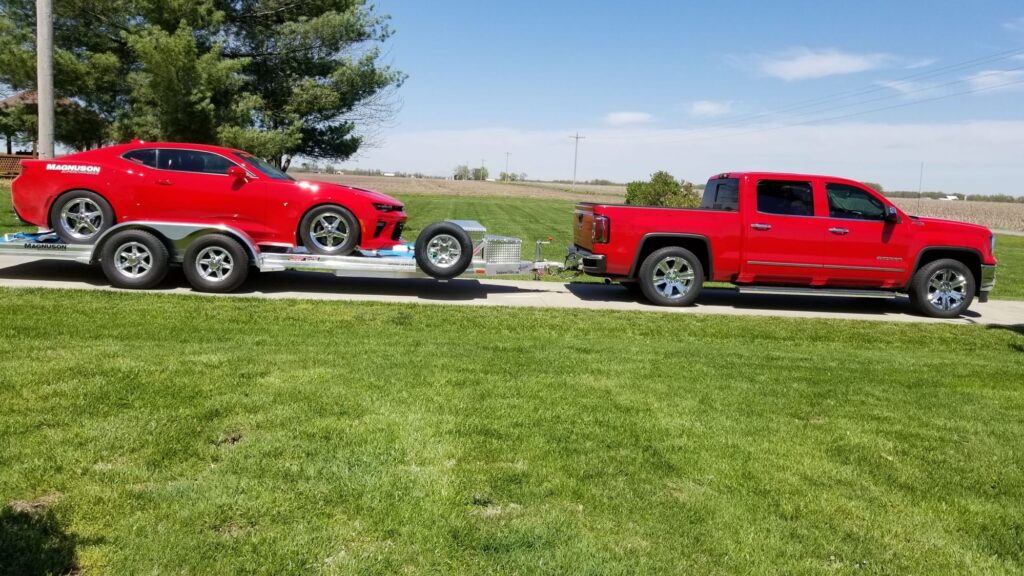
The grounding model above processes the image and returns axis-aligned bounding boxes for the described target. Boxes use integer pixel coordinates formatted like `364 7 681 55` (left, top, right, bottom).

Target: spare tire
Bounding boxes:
415 221 473 279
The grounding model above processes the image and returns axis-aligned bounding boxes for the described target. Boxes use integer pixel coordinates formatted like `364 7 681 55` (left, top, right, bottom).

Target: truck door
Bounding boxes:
740 178 826 284
819 182 913 288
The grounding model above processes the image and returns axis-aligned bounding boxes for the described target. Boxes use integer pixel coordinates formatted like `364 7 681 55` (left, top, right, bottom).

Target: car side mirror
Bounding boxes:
884 206 900 223
228 166 248 181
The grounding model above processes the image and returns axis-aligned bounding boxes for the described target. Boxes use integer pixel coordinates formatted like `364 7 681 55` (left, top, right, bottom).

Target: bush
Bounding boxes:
625 171 699 208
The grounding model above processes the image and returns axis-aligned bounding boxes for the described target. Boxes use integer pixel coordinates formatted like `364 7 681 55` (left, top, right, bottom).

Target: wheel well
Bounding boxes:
48 188 113 228
295 203 360 245
630 235 712 280
914 248 981 288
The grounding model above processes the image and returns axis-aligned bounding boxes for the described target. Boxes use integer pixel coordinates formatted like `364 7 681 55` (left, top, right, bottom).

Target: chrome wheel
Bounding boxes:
309 212 349 251
59 198 104 240
426 234 462 268
927 268 967 311
113 242 153 279
196 246 234 282
652 255 695 300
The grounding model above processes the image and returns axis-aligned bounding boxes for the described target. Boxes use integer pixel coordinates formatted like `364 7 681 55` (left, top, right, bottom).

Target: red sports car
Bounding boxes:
11 141 407 255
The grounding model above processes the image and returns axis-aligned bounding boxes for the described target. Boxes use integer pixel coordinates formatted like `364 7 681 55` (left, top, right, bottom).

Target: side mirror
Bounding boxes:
884 206 900 223
228 166 248 181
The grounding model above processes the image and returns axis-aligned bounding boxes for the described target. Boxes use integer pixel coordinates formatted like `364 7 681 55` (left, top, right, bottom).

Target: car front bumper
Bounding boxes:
978 264 996 302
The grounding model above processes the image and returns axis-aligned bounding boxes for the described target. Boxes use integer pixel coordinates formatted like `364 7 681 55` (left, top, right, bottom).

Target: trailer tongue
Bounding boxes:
0 219 563 292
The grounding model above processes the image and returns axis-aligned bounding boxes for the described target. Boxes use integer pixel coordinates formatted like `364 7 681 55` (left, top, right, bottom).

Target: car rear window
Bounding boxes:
123 149 157 168
701 178 739 211
756 180 814 216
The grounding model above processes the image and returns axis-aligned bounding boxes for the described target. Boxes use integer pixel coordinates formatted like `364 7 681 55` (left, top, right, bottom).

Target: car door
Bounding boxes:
740 178 828 284
820 182 913 288
135 149 269 240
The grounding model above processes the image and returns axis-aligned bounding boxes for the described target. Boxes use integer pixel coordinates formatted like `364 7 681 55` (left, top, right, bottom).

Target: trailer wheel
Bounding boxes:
100 229 169 290
183 235 250 293
299 205 360 256
638 246 704 307
415 222 473 279
50 190 114 244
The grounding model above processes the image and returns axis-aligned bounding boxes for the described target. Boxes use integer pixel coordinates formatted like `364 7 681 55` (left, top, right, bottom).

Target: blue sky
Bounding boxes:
350 1 1024 193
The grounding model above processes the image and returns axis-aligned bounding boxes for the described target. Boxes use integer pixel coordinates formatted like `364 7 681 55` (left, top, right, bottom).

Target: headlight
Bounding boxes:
373 203 401 212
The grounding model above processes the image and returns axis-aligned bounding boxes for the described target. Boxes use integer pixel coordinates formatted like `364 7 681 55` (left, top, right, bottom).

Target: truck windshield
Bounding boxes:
701 178 739 211
237 152 294 181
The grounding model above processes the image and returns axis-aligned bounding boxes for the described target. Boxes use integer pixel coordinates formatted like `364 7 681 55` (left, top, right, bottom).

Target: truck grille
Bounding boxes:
482 235 521 264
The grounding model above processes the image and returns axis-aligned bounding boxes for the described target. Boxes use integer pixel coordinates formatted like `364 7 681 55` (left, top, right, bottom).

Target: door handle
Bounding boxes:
829 227 849 235
750 223 772 231
156 179 174 186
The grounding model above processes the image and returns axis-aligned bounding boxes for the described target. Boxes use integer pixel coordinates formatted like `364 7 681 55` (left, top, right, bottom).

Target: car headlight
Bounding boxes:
373 203 401 212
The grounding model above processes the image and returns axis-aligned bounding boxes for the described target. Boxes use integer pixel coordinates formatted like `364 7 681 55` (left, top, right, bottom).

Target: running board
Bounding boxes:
736 286 898 299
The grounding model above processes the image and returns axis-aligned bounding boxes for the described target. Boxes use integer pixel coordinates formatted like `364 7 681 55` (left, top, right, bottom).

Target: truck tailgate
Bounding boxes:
574 204 594 250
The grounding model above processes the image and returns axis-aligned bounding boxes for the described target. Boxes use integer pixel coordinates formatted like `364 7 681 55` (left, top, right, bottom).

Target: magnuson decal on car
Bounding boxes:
45 163 101 175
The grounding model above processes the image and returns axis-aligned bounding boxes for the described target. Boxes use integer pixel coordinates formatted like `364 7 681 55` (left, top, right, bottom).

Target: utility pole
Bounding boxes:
504 152 511 181
36 0 55 159
917 162 924 210
570 132 586 190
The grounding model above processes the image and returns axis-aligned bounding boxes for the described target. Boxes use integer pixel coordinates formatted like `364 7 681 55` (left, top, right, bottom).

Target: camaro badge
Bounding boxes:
45 163 101 175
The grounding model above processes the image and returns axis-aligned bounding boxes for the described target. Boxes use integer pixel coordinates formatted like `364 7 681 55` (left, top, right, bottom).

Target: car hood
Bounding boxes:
299 180 403 207
910 216 991 236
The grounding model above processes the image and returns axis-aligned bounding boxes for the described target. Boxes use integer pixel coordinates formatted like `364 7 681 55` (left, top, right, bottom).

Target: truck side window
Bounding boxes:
700 178 739 211
756 180 814 216
826 183 885 220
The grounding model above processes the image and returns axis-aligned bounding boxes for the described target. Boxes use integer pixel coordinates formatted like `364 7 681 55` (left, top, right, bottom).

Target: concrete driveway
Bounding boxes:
1 255 1022 325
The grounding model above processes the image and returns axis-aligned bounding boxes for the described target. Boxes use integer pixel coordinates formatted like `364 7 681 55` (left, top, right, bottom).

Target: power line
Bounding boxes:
570 132 586 190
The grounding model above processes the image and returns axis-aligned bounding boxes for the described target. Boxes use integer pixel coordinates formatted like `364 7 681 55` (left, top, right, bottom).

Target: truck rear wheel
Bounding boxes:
909 258 975 318
183 235 250 293
100 229 169 290
415 222 473 279
638 247 704 307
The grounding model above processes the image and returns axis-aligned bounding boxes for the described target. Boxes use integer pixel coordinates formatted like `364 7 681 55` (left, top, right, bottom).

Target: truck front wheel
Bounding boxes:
909 258 975 318
638 247 704 307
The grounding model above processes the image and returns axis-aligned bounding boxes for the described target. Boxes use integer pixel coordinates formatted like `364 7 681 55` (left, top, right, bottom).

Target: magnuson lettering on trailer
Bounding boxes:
23 242 69 251
44 163 101 175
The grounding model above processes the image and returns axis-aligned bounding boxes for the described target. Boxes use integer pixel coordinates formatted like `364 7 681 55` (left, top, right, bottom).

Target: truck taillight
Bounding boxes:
593 215 609 244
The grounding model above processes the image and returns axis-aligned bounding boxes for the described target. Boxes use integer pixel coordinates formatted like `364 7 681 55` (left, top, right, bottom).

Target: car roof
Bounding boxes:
713 172 871 187
104 141 247 156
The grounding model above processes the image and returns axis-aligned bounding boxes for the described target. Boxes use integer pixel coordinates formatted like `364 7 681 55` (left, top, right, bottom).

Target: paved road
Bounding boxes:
1 255 1022 325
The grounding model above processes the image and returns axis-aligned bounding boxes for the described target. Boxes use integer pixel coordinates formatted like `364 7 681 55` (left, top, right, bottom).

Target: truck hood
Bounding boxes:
910 216 992 236
298 180 404 208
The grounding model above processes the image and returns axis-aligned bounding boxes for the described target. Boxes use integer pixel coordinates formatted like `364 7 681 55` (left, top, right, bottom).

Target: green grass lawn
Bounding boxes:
1 288 1022 574
2 180 1021 297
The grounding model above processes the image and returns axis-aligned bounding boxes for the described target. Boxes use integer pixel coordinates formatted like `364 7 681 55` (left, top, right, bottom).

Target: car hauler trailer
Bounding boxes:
0 219 562 293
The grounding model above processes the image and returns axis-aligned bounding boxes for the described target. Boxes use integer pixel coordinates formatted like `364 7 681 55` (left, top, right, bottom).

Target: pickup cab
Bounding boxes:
571 172 997 318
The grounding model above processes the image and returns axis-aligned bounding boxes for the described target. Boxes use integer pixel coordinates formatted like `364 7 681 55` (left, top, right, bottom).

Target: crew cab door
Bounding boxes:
820 182 912 288
129 149 270 240
740 178 826 283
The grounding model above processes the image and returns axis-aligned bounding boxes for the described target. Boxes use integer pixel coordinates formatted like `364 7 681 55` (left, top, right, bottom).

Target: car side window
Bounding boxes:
756 180 814 216
123 149 157 168
826 183 885 220
157 149 236 175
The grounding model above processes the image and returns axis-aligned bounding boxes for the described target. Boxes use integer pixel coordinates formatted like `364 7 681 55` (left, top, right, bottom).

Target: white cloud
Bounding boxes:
759 48 890 81
346 121 1024 195
689 100 733 117
1004 17 1024 31
966 69 1024 93
604 112 653 127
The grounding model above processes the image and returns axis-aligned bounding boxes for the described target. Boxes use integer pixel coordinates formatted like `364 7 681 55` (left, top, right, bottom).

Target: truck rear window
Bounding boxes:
701 178 739 211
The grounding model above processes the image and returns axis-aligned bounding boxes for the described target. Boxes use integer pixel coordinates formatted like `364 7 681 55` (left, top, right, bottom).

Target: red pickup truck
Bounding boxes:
572 172 997 318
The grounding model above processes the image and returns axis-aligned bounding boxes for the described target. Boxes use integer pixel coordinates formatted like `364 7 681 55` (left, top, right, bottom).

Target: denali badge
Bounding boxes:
45 163 101 175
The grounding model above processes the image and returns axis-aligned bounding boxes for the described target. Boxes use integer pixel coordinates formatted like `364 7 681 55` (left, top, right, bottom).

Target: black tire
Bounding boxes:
50 190 114 244
909 258 975 318
414 221 473 280
637 246 704 307
299 205 360 256
99 229 169 290
182 234 250 293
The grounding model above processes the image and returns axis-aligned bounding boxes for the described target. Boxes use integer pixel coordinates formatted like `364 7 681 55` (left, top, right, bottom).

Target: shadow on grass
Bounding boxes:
987 323 1024 353
0 501 80 576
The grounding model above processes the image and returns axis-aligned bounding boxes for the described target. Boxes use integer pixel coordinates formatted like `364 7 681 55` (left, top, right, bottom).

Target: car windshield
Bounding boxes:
237 152 294 181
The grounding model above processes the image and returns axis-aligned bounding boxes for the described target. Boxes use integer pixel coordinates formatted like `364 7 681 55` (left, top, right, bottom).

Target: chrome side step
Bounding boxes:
736 286 898 299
